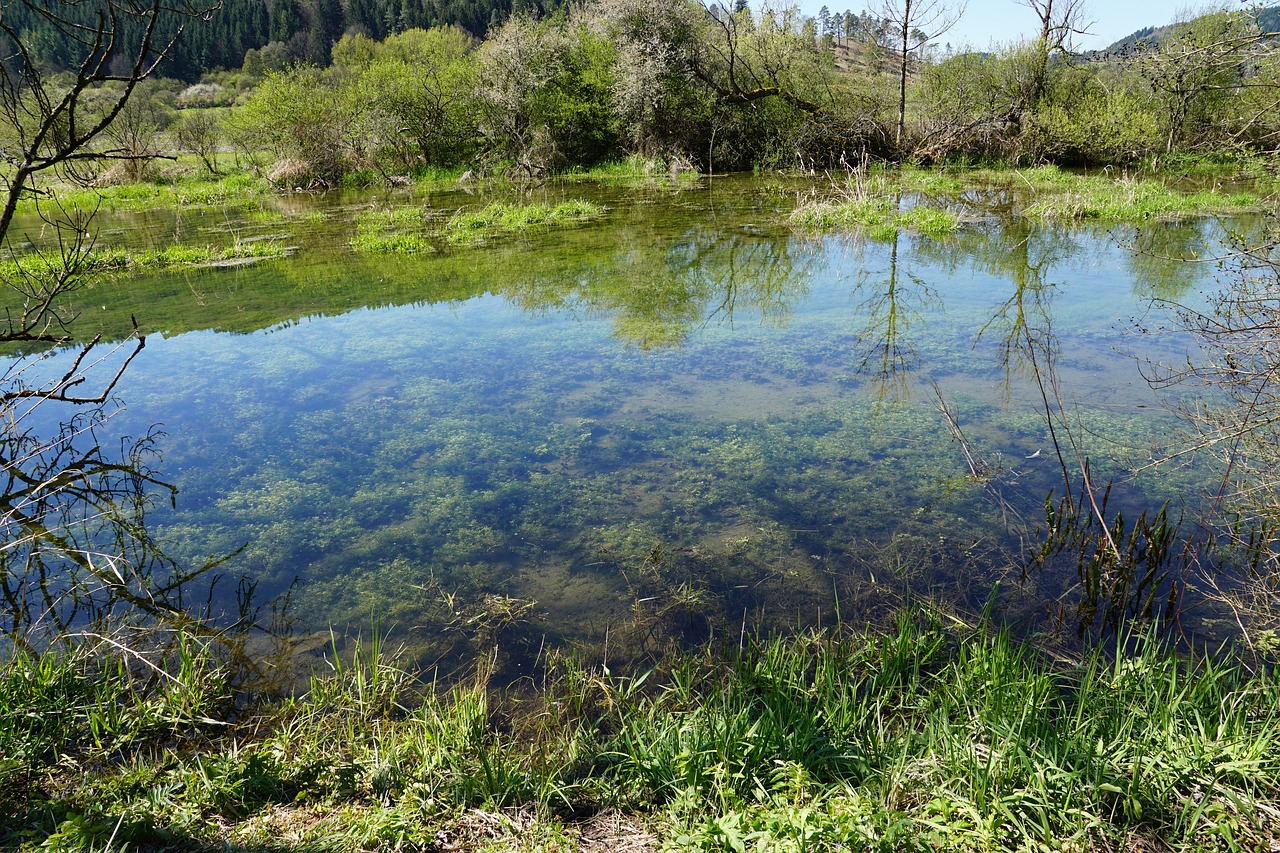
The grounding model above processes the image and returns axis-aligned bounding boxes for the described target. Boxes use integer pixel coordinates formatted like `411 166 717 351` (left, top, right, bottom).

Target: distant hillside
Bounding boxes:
1104 4 1280 53
0 0 564 81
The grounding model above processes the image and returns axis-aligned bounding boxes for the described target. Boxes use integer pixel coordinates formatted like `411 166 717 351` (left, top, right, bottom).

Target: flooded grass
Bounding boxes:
789 195 960 239
1022 176 1259 221
444 200 606 244
348 200 606 253
0 238 288 277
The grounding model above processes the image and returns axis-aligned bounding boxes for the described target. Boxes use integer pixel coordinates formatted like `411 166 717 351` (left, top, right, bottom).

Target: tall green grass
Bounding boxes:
790 196 960 240
5 611 1278 851
349 200 605 254
1023 175 1259 221
0 239 287 278
17 172 274 214
444 200 605 245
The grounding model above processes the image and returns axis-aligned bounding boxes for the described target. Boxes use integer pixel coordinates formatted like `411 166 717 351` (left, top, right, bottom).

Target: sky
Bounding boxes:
791 1 1195 52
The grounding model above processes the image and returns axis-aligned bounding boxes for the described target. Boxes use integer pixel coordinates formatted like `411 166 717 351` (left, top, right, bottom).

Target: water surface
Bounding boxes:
9 176 1233 668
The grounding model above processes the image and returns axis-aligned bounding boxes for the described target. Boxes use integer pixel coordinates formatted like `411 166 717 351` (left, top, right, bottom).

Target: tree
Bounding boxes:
875 0 967 145
1134 7 1274 153
0 0 258 656
173 109 223 174
231 65 372 185
100 78 177 182
334 27 480 171
1015 0 1092 111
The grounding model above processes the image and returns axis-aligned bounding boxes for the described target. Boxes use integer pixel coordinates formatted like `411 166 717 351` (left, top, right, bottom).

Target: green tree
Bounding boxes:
334 26 481 170
231 65 368 185
476 11 619 174
1136 7 1265 153
591 0 840 166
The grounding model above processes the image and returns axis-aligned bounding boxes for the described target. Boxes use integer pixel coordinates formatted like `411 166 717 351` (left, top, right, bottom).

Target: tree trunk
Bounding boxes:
897 0 912 144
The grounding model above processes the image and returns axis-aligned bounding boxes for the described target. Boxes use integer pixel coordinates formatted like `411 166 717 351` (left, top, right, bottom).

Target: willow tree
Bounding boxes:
591 0 840 167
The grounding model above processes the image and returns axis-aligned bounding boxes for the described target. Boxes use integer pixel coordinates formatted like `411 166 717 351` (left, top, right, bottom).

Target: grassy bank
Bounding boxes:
3 610 1278 852
14 172 276 214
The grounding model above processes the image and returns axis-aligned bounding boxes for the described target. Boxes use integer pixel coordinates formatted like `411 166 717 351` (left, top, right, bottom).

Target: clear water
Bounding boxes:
8 176 1234 670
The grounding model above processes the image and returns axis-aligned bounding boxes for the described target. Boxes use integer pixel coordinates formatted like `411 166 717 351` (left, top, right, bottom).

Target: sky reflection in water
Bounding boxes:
51 178 1226 666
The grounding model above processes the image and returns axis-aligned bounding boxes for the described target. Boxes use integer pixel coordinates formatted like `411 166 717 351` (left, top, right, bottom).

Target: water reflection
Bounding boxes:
848 231 941 399
9 177 1249 670
505 227 809 349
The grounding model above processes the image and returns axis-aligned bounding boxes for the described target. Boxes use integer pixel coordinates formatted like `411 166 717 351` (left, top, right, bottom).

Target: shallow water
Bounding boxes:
7 176 1237 668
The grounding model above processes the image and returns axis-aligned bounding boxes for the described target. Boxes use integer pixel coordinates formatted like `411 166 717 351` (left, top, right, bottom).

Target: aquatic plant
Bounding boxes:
444 200 605 245
0 239 288 278
789 195 960 239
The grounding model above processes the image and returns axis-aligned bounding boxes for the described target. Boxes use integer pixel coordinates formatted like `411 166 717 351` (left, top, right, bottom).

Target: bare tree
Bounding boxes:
875 0 967 145
0 0 280 664
1131 7 1277 153
173 109 222 174
1016 0 1093 110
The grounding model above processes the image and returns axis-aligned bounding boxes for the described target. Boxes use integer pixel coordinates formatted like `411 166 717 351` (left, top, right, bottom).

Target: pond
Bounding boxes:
8 175 1239 673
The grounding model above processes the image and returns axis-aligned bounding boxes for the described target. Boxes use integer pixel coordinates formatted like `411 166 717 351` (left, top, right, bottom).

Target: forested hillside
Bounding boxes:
0 0 564 78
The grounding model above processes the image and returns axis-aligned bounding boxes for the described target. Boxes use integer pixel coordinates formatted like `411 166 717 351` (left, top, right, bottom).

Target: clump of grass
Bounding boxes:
351 206 436 255
349 200 604 253
561 155 701 186
790 194 959 240
350 231 436 254
1024 175 1260 221
411 164 471 189
0 239 287 278
444 200 605 245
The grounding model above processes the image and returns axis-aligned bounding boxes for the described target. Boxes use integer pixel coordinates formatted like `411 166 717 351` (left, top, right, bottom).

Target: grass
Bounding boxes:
351 206 438 254
17 171 275 214
4 608 1279 852
0 239 288 278
559 155 702 186
1022 176 1260 221
445 200 606 245
790 192 961 240
351 200 606 254
796 163 1267 230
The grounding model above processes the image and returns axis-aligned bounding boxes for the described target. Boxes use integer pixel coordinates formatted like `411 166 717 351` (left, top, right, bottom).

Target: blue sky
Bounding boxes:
791 1 1196 52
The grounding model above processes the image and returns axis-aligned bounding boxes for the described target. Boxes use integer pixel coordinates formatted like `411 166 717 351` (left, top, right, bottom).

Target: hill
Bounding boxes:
1104 3 1280 53
0 0 565 81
